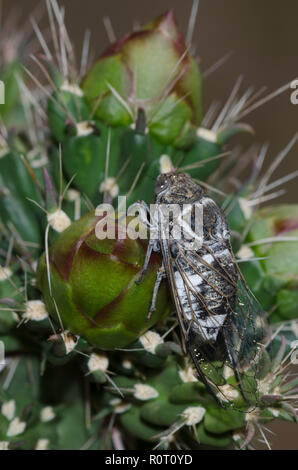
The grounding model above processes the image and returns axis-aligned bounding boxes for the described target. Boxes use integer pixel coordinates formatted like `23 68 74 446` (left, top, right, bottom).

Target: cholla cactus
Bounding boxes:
0 0 297 451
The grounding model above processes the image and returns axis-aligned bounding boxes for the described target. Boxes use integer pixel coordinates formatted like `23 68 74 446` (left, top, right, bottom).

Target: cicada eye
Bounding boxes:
155 178 169 195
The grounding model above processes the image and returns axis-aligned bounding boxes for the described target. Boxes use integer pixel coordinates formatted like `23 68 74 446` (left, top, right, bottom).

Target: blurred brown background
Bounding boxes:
3 0 298 450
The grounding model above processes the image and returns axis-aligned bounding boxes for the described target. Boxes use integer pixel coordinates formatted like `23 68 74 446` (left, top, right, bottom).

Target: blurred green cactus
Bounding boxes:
0 1 297 451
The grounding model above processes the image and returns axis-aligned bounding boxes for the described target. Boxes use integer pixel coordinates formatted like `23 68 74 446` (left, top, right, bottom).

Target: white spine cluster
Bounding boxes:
40 407 56 423
160 155 174 174
61 82 83 96
179 365 197 383
1 400 15 421
0 266 12 282
47 210 71 233
110 399 132 415
121 359 133 370
66 189 80 202
239 198 253 220
35 439 50 450
60 332 79 355
217 384 239 402
197 127 217 143
76 121 93 137
133 384 159 401
139 331 164 354
181 406 206 426
99 177 119 199
88 353 109 373
7 418 26 437
24 301 49 322
0 442 9 450
237 245 255 260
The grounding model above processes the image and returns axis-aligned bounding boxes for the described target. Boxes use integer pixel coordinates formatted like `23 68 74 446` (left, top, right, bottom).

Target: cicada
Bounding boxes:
136 172 270 408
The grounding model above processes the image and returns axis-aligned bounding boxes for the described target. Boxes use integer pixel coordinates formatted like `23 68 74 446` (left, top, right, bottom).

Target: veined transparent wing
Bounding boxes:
161 236 271 409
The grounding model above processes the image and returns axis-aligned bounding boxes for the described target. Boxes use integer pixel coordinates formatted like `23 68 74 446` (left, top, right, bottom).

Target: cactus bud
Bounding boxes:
83 11 202 146
37 212 170 349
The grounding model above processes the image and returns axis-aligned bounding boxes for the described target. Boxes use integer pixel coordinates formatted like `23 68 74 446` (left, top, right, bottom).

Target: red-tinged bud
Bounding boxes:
37 212 170 349
82 11 202 147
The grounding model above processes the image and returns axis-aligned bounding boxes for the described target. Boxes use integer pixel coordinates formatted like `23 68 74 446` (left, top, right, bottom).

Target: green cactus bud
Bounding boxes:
82 11 202 147
37 212 170 349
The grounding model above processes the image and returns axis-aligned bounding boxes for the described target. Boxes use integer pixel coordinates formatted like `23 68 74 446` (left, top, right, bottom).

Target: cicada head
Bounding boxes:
155 172 204 204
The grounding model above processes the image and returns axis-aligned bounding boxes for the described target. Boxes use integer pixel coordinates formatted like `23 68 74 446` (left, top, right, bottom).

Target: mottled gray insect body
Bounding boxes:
137 172 268 406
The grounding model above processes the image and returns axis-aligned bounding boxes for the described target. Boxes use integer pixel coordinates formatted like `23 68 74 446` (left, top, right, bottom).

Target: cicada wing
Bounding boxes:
163 238 272 408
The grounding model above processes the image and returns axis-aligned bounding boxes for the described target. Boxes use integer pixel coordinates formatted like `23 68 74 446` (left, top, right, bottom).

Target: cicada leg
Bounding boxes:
136 239 156 285
147 265 166 319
